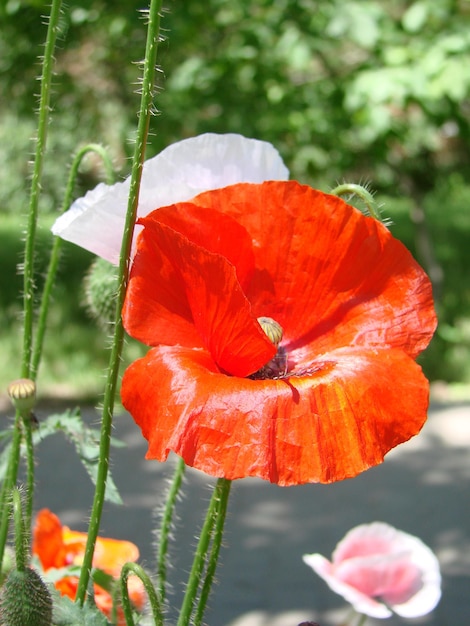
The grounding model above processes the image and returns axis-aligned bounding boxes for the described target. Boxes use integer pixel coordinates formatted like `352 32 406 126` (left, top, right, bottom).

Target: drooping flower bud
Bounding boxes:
0 568 53 626
7 379 36 416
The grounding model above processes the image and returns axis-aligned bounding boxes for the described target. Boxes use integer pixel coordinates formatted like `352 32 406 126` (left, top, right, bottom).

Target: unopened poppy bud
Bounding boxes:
257 316 283 345
7 379 36 415
84 256 119 328
0 568 53 626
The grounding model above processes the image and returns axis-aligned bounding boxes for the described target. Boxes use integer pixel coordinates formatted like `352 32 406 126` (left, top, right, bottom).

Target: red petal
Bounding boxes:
189 182 436 358
61 528 139 577
33 509 68 570
123 217 275 377
121 344 430 486
148 203 256 290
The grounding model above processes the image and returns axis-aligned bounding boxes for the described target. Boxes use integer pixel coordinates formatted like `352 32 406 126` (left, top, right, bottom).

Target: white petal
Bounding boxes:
52 133 289 264
303 522 441 619
332 522 441 617
302 553 392 619
389 542 441 618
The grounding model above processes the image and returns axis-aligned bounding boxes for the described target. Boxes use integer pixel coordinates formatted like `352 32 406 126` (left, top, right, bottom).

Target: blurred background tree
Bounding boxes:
1 0 469 398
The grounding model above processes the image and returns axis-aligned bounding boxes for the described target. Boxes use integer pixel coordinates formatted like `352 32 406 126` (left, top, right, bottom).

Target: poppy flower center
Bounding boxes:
250 317 288 380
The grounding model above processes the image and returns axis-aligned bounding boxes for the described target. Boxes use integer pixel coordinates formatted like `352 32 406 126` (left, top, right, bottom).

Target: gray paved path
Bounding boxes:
27 401 470 625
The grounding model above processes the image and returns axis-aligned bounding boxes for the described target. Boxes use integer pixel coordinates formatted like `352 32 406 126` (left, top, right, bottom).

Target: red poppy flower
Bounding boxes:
33 509 145 624
121 181 437 486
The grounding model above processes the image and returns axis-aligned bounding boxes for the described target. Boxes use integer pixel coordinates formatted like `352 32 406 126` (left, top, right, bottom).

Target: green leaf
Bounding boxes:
428 57 470 101
38 564 82 584
402 2 429 33
326 2 382 49
91 568 115 595
33 409 124 504
52 592 110 626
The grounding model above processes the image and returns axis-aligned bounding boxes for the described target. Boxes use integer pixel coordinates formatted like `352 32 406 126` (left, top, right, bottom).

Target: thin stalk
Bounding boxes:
22 0 63 378
0 0 63 582
177 479 232 626
75 0 163 604
120 562 164 626
338 607 356 626
22 419 35 543
0 416 22 578
11 489 26 572
30 144 115 379
156 456 186 604
193 479 232 626
355 613 368 626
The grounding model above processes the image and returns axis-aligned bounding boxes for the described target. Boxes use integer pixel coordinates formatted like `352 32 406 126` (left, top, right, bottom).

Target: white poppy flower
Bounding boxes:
52 133 289 264
303 522 441 619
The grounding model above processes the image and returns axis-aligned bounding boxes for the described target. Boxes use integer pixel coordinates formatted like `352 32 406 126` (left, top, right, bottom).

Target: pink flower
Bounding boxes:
303 522 441 619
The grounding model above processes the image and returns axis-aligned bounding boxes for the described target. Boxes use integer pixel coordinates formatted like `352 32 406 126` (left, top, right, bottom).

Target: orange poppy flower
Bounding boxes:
121 181 437 486
32 509 145 623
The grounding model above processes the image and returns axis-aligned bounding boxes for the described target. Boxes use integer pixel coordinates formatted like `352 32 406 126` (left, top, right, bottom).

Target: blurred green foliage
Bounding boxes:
1 0 470 390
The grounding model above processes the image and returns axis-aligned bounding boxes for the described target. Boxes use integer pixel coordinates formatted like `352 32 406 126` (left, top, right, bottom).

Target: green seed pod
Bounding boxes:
0 568 52 626
84 256 119 328
257 316 283 345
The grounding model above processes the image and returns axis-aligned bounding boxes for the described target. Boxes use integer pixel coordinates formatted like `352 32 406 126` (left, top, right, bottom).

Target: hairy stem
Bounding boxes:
0 0 63 578
121 562 164 626
75 0 163 604
11 489 26 572
177 479 232 626
23 419 35 544
194 479 232 626
22 0 63 378
330 183 382 221
31 144 115 379
156 456 186 604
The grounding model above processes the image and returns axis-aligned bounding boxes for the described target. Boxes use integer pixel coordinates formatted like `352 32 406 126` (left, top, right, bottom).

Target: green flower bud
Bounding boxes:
84 257 119 328
0 568 52 626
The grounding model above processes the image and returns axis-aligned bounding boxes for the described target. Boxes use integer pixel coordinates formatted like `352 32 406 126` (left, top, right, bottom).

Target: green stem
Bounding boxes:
355 613 368 626
11 489 26 572
23 418 34 546
177 479 232 626
194 479 232 626
30 144 115 380
330 183 382 221
120 562 164 626
157 456 186 604
0 0 63 585
0 0 63 581
0 415 22 579
22 0 63 379
75 0 163 604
